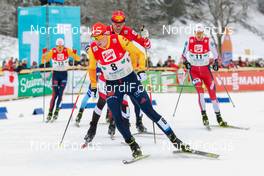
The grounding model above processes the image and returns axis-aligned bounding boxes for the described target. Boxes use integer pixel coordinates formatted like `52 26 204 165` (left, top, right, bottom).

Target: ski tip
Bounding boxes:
81 143 88 149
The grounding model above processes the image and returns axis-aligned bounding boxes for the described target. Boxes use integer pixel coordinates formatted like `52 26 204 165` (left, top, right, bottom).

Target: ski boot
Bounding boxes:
46 111 52 123
168 132 191 153
84 122 97 143
136 115 147 133
216 112 228 127
75 108 84 127
108 121 116 139
201 110 209 126
126 137 142 158
51 108 59 122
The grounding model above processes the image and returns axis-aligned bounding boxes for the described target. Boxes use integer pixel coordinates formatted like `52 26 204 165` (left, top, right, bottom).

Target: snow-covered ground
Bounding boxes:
0 92 263 176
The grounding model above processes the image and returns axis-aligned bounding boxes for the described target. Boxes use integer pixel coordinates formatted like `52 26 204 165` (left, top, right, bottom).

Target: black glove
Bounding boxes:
183 61 191 70
212 60 219 71
89 85 97 98
137 71 147 81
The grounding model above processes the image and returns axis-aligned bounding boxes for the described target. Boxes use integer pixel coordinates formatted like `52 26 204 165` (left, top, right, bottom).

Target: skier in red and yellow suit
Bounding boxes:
82 22 190 158
42 38 80 122
182 24 227 127
105 10 150 133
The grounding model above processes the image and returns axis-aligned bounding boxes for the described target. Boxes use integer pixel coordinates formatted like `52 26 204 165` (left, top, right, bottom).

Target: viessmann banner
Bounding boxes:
213 70 264 91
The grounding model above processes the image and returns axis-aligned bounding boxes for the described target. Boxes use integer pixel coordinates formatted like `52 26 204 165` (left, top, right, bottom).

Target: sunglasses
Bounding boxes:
92 35 104 41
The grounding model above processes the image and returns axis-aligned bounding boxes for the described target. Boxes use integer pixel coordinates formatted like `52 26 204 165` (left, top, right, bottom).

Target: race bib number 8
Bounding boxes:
100 52 133 80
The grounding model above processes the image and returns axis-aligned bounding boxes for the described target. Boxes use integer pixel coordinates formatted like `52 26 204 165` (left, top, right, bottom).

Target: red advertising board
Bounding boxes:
213 70 264 92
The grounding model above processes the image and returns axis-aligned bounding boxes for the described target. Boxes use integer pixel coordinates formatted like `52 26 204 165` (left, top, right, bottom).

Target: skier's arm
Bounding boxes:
118 35 146 71
41 50 53 64
67 48 80 61
87 48 97 89
209 41 219 60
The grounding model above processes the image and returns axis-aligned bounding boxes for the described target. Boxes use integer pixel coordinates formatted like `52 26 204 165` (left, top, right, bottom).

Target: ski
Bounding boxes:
81 141 89 149
210 125 249 130
122 154 150 164
173 149 219 159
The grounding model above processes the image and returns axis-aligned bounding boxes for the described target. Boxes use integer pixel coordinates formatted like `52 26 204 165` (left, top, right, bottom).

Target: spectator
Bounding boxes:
156 59 163 67
147 56 153 67
245 58 250 67
238 56 246 67
15 61 24 73
31 61 38 69
22 59 28 69
168 59 179 69
227 59 238 69
163 55 172 67
7 57 15 71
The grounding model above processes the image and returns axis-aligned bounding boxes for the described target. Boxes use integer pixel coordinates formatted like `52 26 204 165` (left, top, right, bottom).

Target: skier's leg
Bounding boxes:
76 88 91 124
130 97 146 132
126 73 189 150
48 73 59 121
53 73 67 120
84 96 107 142
190 67 209 126
203 67 227 126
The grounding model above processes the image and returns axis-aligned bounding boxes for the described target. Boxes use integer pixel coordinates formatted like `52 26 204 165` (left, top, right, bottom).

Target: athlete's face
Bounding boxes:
195 31 204 40
95 35 108 48
56 45 64 52
112 22 125 34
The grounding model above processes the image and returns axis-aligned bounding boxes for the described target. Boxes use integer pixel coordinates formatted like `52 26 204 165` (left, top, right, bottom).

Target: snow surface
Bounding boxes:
0 92 263 176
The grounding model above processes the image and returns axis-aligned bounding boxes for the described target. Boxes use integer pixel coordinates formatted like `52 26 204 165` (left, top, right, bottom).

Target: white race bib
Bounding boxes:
99 52 133 80
188 52 210 66
52 53 69 71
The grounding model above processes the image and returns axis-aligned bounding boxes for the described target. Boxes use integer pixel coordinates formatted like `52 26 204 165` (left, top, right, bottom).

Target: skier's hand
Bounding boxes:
89 85 97 98
212 60 219 71
144 38 151 49
183 61 191 70
137 71 147 81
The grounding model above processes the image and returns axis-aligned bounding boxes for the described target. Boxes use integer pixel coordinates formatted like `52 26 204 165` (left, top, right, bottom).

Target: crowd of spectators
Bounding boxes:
152 55 264 69
1 54 89 73
1 55 264 73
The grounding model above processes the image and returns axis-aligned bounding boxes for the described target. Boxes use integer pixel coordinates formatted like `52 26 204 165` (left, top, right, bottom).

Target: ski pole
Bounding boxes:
59 73 87 146
141 25 156 144
172 70 190 117
216 72 235 108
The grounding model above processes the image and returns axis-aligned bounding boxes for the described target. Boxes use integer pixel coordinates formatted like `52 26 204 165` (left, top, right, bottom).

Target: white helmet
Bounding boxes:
194 23 205 33
56 38 64 46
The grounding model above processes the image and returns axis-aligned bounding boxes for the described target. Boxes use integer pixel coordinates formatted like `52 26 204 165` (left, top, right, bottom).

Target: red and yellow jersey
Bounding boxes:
182 36 218 66
87 34 146 88
106 25 147 48
41 47 80 71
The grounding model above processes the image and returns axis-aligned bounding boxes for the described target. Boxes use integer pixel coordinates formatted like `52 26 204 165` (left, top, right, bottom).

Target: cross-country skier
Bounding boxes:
83 22 189 158
181 24 228 128
42 38 80 122
105 10 151 133
75 66 130 140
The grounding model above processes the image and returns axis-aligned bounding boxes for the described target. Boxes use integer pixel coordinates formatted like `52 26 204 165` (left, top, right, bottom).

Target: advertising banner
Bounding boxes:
18 6 81 67
0 71 18 100
18 72 52 97
213 70 264 92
